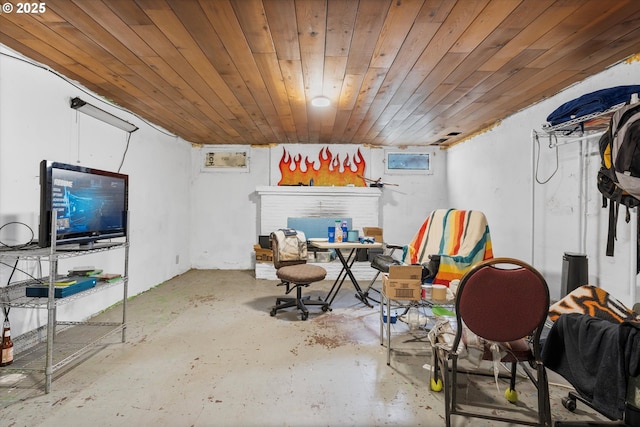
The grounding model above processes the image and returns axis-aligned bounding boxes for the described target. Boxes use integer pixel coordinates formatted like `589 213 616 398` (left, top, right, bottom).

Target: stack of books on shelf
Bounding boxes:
69 266 122 282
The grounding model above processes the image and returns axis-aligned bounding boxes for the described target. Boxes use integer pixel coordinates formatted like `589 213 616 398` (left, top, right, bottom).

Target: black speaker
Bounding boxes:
561 252 588 297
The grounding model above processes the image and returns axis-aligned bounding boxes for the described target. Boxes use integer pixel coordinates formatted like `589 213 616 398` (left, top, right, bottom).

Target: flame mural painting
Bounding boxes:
278 147 367 187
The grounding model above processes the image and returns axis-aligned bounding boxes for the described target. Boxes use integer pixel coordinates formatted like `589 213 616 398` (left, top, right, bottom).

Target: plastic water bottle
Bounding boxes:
341 220 348 241
407 307 420 331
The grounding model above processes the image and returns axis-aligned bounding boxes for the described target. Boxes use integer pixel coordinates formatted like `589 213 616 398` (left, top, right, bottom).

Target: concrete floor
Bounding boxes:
0 269 610 426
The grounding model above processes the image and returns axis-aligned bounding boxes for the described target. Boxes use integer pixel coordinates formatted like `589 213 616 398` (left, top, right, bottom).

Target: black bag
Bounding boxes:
596 101 640 256
371 254 401 273
421 255 440 283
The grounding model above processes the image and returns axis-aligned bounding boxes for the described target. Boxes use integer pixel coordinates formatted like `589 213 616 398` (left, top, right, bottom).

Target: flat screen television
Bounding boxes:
38 160 128 249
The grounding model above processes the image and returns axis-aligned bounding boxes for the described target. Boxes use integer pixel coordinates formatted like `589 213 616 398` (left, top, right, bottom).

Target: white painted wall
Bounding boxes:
189 145 269 269
447 58 640 305
189 144 447 269
0 46 192 336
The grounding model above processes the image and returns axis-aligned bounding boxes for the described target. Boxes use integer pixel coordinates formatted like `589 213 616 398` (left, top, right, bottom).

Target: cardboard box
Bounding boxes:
253 244 273 262
382 265 422 300
363 227 383 243
389 265 422 280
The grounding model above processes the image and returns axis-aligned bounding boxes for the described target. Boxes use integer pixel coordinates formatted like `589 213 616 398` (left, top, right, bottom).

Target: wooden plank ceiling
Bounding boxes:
1 0 640 147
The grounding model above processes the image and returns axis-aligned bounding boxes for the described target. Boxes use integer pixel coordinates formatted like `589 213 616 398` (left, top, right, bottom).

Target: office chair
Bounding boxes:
270 229 330 320
431 257 552 427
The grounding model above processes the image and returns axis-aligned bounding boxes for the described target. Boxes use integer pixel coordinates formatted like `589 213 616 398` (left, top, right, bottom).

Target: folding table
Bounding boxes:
307 240 382 307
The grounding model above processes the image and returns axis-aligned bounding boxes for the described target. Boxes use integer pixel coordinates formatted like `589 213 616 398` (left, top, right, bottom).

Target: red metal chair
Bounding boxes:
431 257 552 426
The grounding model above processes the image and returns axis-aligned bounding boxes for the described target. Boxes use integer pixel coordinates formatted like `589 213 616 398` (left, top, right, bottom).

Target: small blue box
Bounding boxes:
383 314 397 324
382 308 398 324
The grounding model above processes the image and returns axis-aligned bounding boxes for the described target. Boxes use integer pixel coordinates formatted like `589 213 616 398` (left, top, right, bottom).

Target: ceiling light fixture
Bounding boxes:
311 96 330 107
70 97 139 133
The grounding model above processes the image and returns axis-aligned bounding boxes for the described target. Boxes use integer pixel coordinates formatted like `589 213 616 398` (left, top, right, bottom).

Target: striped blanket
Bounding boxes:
405 209 493 285
548 285 640 324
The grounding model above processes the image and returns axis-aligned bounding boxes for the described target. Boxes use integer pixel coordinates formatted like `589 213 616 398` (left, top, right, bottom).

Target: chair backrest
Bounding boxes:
270 230 308 269
455 257 549 344
405 209 493 284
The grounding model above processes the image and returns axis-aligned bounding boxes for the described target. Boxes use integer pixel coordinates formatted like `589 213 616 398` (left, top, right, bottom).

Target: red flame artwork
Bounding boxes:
278 147 367 187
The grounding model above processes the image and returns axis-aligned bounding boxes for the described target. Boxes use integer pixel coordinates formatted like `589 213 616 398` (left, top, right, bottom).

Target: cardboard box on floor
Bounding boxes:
382 265 422 300
253 244 273 262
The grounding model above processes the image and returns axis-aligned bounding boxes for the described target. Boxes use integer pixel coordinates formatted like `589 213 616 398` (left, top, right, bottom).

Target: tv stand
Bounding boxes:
0 210 129 394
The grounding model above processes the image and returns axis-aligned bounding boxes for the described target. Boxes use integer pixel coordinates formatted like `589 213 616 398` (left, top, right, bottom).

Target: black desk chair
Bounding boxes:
270 230 330 321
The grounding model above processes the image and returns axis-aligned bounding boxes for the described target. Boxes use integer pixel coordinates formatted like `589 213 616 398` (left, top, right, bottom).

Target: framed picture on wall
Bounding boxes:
201 147 250 173
384 151 432 175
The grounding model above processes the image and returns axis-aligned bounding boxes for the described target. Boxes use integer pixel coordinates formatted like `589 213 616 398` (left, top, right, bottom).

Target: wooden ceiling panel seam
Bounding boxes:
337 73 364 111
279 58 310 142
197 0 285 142
400 57 561 145
411 0 490 74
527 3 597 50
376 82 460 143
341 67 388 143
330 109 353 143
325 0 358 58
364 0 491 143
102 0 154 26
363 51 465 143
339 17 444 140
263 0 300 61
0 12 110 74
161 1 252 115
526 0 640 70
144 2 262 142
253 53 295 129
369 0 425 69
443 27 519 87
323 55 348 108
449 0 521 55
135 56 246 134
296 0 327 103
72 0 157 58
127 24 263 143
230 0 276 54
475 2 580 73
344 0 390 75
0 13 203 138
565 15 640 72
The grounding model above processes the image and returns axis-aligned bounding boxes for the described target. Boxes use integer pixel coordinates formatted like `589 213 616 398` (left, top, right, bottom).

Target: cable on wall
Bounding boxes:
534 131 559 184
118 131 133 173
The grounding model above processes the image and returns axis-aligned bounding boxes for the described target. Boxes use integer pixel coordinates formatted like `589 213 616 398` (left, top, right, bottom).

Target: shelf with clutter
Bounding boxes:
0 239 128 394
536 85 640 145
